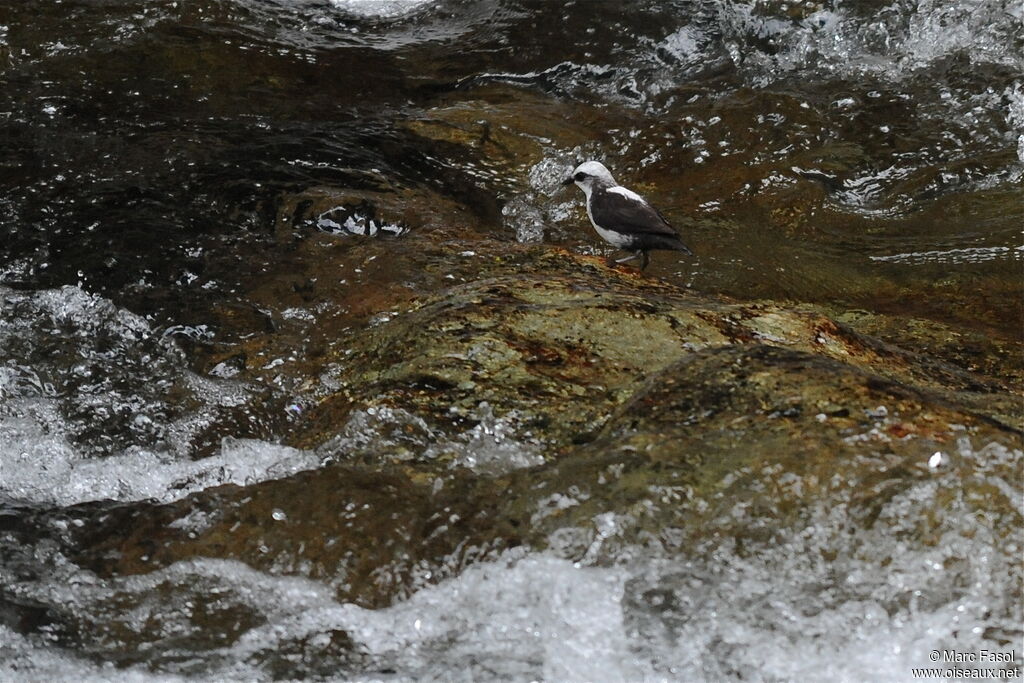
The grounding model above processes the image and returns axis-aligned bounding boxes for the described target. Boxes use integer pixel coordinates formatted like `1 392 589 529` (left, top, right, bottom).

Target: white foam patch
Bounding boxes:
869 245 1022 265
500 148 602 244
0 625 191 683
0 430 321 506
319 402 545 475
330 0 434 19
0 284 322 506
335 554 642 681
502 196 546 243
316 208 408 237
1006 82 1024 163
3 432 1021 680
1 553 642 682
429 402 546 475
729 0 1024 82
6 515 1020 683
661 25 701 66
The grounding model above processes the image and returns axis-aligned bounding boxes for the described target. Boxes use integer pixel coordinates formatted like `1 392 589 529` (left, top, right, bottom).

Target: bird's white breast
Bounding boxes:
592 222 633 248
585 187 634 248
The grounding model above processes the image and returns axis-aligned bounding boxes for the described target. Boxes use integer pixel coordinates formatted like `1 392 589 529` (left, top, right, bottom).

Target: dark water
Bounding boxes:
0 0 1022 679
2 0 1021 329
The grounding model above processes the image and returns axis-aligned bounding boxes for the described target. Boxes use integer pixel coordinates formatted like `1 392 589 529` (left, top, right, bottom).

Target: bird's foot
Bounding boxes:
609 251 649 271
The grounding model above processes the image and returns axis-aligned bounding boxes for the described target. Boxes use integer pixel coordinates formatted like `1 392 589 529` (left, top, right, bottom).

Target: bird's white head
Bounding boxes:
563 160 616 198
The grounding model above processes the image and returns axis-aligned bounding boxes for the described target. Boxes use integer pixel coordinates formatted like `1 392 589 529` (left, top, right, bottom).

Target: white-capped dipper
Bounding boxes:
563 161 692 270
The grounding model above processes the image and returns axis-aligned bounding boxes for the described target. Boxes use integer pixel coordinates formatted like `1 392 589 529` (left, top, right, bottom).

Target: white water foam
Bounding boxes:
329 0 434 20
0 285 321 506
0 552 639 682
318 402 545 475
0 431 320 506
1007 82 1024 163
3 436 1018 681
869 245 1023 265
716 0 1024 83
502 147 602 244
4 508 1019 682
0 625 191 683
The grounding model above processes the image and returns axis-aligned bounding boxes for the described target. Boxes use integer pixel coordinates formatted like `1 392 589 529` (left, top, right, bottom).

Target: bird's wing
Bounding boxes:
592 187 679 237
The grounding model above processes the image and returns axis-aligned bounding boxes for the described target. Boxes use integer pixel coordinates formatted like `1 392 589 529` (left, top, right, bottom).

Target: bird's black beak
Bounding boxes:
561 176 576 186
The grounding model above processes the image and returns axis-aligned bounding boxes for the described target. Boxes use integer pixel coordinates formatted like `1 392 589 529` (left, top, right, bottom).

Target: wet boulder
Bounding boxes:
296 259 1019 457
508 343 1021 556
64 465 522 610
52 339 1020 626
48 254 1021 619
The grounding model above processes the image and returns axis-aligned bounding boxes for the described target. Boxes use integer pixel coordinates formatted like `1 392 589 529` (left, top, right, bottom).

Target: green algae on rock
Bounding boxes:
52 340 1019 633
42 249 1020 630
293 255 1019 459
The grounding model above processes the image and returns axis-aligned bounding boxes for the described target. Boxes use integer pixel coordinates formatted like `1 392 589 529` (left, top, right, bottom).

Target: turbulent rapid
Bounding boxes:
0 0 1021 681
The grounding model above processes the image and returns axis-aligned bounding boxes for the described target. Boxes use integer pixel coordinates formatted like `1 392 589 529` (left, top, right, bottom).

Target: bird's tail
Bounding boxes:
650 234 693 255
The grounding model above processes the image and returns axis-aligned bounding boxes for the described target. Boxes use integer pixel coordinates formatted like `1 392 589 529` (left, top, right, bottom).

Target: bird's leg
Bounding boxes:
614 252 640 264
639 250 650 271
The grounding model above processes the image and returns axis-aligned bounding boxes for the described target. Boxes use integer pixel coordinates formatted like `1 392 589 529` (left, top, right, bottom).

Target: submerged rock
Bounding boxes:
513 343 1021 555
62 465 521 610
296 257 1018 458
32 250 1017 628
35 332 1016 674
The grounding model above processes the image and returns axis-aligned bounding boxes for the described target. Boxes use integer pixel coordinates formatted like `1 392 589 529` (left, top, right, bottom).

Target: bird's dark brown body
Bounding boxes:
564 161 691 270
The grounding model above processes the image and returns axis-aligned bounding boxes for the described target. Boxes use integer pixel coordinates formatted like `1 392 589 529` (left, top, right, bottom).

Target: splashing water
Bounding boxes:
329 0 436 20
0 285 313 506
2 436 1019 681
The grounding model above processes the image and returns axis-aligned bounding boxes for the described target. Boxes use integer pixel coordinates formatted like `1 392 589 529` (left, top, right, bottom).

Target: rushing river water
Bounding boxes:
1 0 1022 681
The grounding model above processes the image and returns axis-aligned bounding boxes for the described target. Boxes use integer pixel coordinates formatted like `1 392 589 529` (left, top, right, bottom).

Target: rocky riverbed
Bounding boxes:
0 0 1021 680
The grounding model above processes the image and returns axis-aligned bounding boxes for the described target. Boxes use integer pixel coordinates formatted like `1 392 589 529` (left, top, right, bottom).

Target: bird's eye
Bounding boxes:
574 172 586 181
